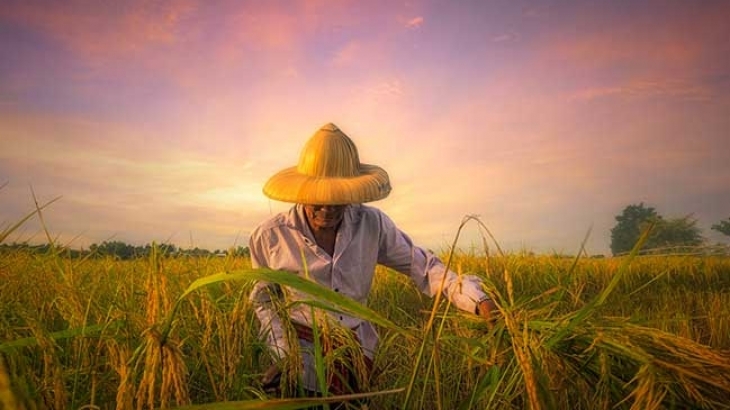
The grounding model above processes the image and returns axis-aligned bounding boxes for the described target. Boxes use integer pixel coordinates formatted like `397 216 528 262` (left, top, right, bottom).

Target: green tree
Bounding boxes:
610 204 705 255
231 246 250 257
712 218 730 237
89 241 182 259
90 240 136 259
610 203 659 255
645 216 704 252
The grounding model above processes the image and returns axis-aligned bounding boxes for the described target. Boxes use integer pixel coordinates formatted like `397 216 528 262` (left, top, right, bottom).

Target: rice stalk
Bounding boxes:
134 328 191 410
34 325 67 409
0 356 24 410
545 223 655 350
402 215 502 409
133 244 190 409
106 339 134 410
186 291 222 400
0 193 60 244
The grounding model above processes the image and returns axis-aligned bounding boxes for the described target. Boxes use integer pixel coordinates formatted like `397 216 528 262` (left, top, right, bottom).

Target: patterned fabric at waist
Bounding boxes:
291 321 361 345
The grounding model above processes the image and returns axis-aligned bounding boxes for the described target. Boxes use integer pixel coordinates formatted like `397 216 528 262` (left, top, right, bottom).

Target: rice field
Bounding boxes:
1 244 730 409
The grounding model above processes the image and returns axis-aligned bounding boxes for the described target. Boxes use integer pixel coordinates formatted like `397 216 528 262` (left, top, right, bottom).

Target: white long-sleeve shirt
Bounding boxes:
249 204 489 361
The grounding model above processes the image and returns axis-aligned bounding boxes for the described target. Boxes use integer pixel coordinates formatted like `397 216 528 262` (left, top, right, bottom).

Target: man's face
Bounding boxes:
303 204 347 231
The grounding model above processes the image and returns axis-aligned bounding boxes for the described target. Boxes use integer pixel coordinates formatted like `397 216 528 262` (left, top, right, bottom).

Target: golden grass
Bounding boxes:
1 243 730 409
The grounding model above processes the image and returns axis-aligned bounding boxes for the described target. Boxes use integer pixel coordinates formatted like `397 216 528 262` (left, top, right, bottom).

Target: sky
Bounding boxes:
1 0 729 256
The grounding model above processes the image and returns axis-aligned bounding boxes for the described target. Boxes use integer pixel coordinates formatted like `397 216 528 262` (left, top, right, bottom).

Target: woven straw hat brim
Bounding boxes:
263 163 391 204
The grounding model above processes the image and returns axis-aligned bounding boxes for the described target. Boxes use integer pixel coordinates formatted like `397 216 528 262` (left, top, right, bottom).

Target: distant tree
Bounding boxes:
89 241 184 259
179 246 212 257
712 218 730 237
610 204 705 255
89 240 136 259
156 243 178 257
645 216 704 252
610 203 660 255
231 246 250 257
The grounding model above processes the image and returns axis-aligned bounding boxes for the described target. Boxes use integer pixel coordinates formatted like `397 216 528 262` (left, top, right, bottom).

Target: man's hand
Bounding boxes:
261 364 282 394
477 298 499 326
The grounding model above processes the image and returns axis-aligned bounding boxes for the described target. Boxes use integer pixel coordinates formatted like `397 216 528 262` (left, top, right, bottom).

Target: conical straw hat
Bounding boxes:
263 123 391 204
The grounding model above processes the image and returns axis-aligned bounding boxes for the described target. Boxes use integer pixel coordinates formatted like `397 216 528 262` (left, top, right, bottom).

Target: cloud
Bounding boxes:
405 16 424 29
568 78 712 102
362 80 403 97
526 2 730 111
522 5 551 18
216 5 302 60
0 108 273 249
0 109 267 206
213 1 385 69
536 5 726 67
1 0 417 103
331 41 362 67
491 32 519 43
0 0 198 65
544 32 700 75
0 1 319 91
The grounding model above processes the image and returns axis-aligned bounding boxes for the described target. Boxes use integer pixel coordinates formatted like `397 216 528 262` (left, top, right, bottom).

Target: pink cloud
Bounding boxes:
331 41 361 67
568 78 712 102
545 32 699 74
362 80 403 97
1 0 416 96
405 16 424 29
200 2 379 86
544 3 727 70
531 2 730 104
0 0 198 65
492 32 519 43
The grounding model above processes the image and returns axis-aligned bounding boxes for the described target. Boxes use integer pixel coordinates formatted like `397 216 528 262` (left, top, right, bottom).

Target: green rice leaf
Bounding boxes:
160 269 409 344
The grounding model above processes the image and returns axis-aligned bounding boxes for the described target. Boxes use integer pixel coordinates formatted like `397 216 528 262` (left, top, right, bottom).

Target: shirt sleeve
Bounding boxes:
249 228 289 359
375 210 489 314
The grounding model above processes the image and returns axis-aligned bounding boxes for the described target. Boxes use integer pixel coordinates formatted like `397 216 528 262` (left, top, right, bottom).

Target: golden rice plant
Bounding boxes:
0 356 24 410
132 245 190 409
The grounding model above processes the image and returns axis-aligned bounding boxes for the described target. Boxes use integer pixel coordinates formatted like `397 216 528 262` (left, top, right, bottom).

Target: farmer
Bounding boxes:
249 123 497 403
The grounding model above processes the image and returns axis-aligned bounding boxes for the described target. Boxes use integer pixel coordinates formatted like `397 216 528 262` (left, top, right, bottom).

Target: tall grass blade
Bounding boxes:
0 195 61 243
403 214 502 409
567 226 593 275
546 223 655 348
0 356 24 410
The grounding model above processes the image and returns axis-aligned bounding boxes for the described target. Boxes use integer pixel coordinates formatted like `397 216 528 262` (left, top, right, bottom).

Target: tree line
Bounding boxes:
0 241 250 260
610 203 730 256
2 204 728 259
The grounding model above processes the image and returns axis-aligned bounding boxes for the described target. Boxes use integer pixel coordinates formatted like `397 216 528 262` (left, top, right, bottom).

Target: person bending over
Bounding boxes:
249 123 497 406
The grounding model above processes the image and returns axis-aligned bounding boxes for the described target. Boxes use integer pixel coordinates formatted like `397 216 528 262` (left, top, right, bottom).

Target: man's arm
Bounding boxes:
374 210 493 316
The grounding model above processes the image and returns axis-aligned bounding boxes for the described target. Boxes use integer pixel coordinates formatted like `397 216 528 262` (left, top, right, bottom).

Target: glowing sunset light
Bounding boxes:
1 0 729 255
